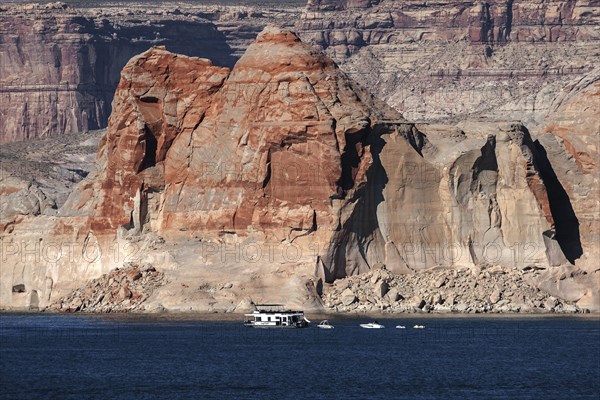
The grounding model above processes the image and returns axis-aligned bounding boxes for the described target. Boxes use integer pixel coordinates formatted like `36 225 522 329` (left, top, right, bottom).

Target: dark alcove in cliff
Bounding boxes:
471 135 498 190
68 20 237 139
532 140 583 264
140 127 158 171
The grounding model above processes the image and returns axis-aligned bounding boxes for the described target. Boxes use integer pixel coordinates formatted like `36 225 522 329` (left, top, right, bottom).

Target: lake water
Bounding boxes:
1 313 599 399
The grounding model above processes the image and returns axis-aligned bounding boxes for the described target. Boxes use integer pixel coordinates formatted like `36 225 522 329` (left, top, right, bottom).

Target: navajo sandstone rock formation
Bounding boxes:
1 26 597 312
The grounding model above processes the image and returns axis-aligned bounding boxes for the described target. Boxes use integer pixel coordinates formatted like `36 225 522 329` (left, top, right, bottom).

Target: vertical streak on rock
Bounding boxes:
262 148 272 189
481 2 494 44
505 0 514 42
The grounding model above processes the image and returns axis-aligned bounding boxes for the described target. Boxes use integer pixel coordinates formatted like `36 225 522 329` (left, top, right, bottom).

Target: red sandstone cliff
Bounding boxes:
2 25 596 312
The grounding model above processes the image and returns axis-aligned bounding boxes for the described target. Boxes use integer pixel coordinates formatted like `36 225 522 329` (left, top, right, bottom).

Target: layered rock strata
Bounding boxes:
3 0 598 143
1 26 597 312
0 1 301 143
296 0 600 123
0 129 102 233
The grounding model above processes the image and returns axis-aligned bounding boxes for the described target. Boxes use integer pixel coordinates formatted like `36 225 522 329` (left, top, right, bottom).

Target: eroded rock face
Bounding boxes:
0 2 295 143
307 0 381 10
72 47 231 235
534 69 600 308
0 26 596 312
296 0 600 123
159 26 399 240
60 26 397 241
3 0 597 145
320 120 585 281
0 130 102 233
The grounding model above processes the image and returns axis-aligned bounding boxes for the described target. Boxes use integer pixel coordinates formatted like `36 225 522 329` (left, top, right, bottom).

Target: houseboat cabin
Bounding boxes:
244 305 310 328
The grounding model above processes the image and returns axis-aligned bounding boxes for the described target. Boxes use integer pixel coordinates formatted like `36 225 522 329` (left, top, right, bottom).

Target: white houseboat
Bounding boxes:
244 304 310 328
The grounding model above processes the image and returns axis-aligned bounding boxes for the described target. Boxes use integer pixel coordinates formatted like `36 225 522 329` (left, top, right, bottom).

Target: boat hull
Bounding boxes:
360 324 385 329
244 321 309 329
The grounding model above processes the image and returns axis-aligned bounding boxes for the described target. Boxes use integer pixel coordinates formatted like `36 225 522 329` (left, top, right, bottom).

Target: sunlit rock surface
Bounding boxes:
1 25 597 312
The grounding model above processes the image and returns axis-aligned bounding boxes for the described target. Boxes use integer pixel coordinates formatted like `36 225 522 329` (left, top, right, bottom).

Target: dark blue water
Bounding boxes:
1 314 599 399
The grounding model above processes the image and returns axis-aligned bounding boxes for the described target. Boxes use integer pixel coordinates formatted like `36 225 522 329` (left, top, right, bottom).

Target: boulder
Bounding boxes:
127 270 143 282
562 304 578 313
432 293 443 305
234 298 255 313
489 289 502 304
374 281 389 298
142 265 156 273
544 297 558 310
341 288 357 306
434 276 447 288
118 286 132 301
455 303 469 312
385 287 400 302
410 296 426 309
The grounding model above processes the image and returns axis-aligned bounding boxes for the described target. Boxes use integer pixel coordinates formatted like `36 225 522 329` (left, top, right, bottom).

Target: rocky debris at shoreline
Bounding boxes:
323 265 587 314
48 264 165 313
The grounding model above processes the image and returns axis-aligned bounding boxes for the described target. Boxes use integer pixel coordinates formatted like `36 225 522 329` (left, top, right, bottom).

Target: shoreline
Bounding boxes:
2 309 599 322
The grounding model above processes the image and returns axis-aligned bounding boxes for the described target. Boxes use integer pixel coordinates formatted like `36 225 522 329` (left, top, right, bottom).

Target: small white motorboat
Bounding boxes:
317 320 334 329
413 324 425 329
395 325 406 329
360 321 385 329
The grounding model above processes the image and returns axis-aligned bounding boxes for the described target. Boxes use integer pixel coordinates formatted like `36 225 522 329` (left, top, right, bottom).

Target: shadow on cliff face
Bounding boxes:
73 21 236 132
85 21 236 86
470 136 498 195
532 139 583 264
327 125 389 281
336 129 368 192
128 21 238 67
346 126 388 238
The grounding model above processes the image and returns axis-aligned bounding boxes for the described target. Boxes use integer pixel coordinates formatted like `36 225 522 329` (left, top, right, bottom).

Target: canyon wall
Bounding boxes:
0 2 299 143
1 27 596 312
296 0 600 123
0 0 597 312
534 68 600 309
2 0 598 143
